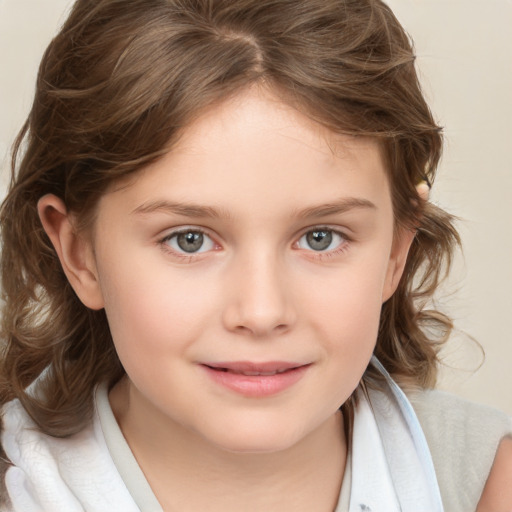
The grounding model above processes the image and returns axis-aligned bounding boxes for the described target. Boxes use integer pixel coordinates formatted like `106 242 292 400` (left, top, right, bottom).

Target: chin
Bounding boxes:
201 416 317 455
215 434 299 455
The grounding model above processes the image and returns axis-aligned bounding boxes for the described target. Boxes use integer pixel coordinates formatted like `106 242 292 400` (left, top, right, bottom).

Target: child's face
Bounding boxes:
74 87 412 453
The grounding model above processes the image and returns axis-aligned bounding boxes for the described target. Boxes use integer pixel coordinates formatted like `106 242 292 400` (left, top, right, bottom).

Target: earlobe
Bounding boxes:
381 227 416 302
37 194 104 310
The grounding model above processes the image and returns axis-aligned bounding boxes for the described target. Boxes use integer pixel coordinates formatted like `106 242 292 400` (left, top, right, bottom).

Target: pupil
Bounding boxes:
307 230 332 251
177 232 204 253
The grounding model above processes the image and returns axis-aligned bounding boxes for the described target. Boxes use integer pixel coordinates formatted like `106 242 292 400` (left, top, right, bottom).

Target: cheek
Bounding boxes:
319 282 382 358
96 255 219 365
299 258 388 385
304 255 387 335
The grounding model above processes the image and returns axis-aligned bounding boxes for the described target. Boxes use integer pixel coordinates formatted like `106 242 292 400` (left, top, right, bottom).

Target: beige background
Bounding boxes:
1 0 511 415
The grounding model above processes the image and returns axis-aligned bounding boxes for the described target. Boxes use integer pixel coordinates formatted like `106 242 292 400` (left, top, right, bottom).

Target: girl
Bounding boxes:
0 0 511 510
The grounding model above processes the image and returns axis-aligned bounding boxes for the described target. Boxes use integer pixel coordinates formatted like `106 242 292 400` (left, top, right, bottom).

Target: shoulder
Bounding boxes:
408 389 512 512
1 398 92 510
1 393 139 511
476 436 512 511
410 388 512 442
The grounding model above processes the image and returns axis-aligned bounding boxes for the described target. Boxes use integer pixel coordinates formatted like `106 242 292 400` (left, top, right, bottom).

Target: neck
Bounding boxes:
110 378 347 512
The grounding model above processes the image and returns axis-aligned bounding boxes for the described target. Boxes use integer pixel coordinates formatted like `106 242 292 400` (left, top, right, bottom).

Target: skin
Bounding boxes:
476 437 512 512
37 86 512 510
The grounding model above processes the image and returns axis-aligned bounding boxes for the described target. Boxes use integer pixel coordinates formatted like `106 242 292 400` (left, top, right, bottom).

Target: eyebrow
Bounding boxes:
132 200 229 219
294 197 377 219
132 197 376 219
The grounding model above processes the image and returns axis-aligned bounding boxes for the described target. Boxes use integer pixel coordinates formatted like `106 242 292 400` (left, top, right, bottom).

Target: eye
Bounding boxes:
163 229 216 254
297 228 345 252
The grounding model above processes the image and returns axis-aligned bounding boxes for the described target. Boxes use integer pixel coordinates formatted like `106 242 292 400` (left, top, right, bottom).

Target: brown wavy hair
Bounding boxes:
1 0 459 447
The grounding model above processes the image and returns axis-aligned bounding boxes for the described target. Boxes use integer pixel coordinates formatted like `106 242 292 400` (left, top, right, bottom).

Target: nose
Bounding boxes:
222 251 297 337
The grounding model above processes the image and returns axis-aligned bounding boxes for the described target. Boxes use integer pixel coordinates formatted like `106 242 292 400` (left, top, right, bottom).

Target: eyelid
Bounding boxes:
158 226 221 257
294 226 351 257
157 224 351 261
295 225 350 244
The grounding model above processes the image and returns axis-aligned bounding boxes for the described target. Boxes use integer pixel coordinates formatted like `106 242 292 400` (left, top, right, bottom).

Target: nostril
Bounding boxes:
221 289 296 336
232 322 289 337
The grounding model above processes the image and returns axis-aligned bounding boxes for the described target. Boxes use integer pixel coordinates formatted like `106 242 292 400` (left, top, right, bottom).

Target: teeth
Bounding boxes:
211 366 296 375
224 369 292 376
241 371 277 376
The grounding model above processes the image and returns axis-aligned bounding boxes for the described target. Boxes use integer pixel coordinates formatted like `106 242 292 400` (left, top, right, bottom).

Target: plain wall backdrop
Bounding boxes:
0 0 511 415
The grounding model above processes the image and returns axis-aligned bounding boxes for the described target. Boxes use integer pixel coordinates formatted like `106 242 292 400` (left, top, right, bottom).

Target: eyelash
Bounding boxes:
158 226 351 261
159 228 218 262
294 227 351 261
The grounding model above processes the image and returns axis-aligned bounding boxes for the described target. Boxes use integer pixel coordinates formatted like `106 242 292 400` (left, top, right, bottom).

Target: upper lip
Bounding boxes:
202 361 308 375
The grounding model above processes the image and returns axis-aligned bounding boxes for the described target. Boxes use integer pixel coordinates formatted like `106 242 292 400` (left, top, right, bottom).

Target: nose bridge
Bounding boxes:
223 244 296 336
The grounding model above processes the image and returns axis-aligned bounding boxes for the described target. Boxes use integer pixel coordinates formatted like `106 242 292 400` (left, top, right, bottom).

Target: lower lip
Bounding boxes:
201 365 310 397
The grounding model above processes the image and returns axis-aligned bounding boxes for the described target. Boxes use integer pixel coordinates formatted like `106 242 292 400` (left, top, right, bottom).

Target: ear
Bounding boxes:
381 181 429 302
416 180 430 202
37 194 104 310
381 226 415 302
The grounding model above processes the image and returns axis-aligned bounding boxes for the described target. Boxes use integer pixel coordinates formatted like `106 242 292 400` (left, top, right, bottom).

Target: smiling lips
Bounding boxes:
201 361 310 397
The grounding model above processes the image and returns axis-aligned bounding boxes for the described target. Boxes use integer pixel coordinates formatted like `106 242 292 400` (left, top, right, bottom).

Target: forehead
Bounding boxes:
101 87 391 220
174 87 385 174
